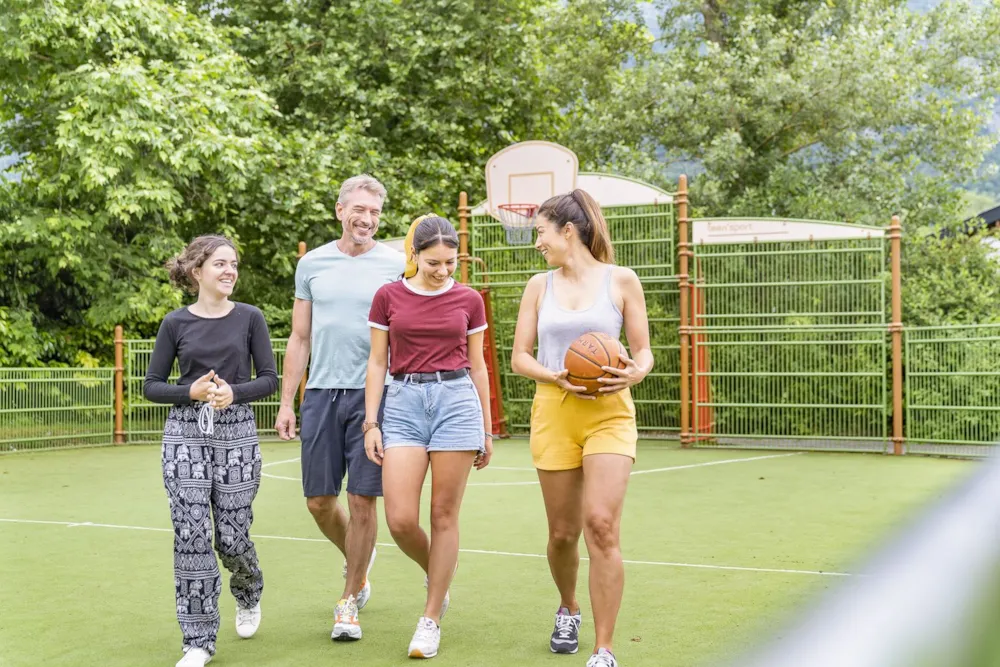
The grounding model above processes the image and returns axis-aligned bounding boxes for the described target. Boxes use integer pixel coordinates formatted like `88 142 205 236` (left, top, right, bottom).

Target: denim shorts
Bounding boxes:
382 375 485 453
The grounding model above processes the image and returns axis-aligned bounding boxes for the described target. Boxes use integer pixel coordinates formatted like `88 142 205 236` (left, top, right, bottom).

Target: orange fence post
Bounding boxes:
677 175 691 446
114 325 125 444
458 191 470 284
691 277 714 439
478 288 509 437
297 241 308 405
889 215 904 455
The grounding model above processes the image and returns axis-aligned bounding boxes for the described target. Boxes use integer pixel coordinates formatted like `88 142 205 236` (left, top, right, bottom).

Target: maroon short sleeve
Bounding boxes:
368 285 391 331
467 290 488 335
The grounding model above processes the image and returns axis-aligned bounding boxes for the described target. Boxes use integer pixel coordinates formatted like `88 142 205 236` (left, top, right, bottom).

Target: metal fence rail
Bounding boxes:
905 325 1000 456
692 326 889 451
469 202 680 436
0 368 114 452
126 338 287 443
692 238 886 327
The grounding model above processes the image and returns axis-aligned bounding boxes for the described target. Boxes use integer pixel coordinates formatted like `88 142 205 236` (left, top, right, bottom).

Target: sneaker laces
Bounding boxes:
236 607 256 627
554 613 577 638
588 649 616 667
334 597 357 623
414 617 438 641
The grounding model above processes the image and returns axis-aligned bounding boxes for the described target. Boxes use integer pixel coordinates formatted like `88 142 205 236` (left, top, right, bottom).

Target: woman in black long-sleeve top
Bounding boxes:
144 235 278 667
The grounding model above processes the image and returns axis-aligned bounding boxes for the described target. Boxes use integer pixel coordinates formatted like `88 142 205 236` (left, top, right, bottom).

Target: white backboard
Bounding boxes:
485 141 578 216
693 218 885 245
471 172 671 216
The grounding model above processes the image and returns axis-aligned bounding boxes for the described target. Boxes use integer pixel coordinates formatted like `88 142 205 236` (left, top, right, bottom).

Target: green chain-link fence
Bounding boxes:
905 325 1000 456
0 368 114 452
689 221 892 451
125 339 287 444
469 202 680 436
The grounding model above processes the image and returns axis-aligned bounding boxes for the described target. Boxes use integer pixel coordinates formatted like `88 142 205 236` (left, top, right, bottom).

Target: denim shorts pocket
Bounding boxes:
442 376 475 392
387 382 403 398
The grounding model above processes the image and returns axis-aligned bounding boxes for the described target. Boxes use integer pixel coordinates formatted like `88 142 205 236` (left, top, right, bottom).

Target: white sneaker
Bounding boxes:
175 647 211 667
235 603 261 638
423 574 450 619
343 546 377 609
586 648 619 667
331 595 362 641
356 577 372 610
407 616 440 659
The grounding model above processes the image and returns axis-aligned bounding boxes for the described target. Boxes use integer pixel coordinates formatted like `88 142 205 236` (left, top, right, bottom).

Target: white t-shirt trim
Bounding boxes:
402 277 455 296
467 323 488 335
367 321 389 331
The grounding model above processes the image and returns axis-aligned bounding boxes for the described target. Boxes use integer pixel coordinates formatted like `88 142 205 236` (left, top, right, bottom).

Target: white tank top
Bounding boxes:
535 267 624 373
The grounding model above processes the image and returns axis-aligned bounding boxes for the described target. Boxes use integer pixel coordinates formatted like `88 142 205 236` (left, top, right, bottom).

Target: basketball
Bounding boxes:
564 332 628 395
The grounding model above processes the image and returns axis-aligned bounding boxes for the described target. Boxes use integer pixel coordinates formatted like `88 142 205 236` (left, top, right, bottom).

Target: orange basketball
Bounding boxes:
564 332 628 396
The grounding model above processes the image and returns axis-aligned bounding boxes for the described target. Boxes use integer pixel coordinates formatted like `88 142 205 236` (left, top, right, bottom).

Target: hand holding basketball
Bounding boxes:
552 369 595 400
599 352 643 394
563 332 628 396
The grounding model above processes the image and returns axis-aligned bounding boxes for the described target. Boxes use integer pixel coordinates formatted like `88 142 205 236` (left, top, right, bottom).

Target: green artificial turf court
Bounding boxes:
0 440 976 667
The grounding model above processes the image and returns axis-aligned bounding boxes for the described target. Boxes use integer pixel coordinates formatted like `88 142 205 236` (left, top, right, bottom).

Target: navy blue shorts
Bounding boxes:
299 388 386 498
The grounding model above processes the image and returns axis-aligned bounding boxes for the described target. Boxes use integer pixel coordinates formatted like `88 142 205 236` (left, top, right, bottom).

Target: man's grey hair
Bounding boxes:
337 174 387 206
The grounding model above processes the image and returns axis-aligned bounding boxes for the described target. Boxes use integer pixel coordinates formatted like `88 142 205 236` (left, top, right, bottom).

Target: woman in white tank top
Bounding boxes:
511 190 654 667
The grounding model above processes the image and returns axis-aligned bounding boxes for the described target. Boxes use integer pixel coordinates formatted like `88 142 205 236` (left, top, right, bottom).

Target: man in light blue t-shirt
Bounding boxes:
276 174 404 642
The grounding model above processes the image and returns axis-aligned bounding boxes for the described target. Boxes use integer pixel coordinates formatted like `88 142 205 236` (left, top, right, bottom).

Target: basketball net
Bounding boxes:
496 204 538 246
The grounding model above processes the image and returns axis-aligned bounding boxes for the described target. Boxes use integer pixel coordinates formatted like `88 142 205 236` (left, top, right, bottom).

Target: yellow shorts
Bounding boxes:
529 382 638 471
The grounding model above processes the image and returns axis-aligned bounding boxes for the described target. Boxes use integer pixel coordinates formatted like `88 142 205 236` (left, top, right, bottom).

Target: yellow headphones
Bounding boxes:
402 213 435 278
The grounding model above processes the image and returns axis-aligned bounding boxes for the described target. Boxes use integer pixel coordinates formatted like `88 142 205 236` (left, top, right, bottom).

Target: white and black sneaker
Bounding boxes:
550 607 582 654
586 648 618 667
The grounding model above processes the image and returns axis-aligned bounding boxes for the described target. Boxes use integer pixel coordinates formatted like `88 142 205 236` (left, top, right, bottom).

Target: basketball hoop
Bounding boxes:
496 203 538 246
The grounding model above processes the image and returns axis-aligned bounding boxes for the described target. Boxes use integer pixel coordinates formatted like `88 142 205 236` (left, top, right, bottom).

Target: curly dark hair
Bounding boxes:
165 235 238 294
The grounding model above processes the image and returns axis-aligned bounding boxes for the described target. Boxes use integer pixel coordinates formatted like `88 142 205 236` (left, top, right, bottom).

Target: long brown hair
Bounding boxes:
165 235 237 294
536 189 615 263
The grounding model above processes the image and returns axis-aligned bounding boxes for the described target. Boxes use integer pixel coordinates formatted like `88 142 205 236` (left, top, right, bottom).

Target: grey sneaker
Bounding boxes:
550 607 582 654
586 648 618 667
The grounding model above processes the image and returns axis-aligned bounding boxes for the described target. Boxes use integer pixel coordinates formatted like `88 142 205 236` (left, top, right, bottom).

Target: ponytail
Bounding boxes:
537 189 615 263
571 190 614 264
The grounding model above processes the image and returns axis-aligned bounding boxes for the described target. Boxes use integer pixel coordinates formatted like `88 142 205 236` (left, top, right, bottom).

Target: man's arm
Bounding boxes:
275 298 312 439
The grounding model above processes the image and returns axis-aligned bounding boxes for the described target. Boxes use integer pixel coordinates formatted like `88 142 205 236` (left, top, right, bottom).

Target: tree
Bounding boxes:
0 0 645 364
0 0 279 365
563 0 1000 323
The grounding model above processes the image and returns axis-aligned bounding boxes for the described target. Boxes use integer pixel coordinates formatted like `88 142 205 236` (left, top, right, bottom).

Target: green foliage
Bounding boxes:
564 0 1000 324
4 0 1000 369
0 0 644 364
0 0 278 364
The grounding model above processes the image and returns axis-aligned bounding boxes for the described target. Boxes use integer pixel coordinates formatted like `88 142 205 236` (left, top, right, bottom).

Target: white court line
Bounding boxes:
261 456 301 481
261 452 804 486
261 457 302 468
0 517 849 577
630 452 803 475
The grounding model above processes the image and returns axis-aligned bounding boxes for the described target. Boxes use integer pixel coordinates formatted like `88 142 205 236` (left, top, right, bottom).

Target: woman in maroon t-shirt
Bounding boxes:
363 216 493 659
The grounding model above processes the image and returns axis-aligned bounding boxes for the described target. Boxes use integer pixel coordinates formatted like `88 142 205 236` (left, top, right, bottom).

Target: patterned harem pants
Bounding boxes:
162 403 264 655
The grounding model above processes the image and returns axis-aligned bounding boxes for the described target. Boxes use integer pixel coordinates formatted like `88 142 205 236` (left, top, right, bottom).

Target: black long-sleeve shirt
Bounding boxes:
143 303 278 405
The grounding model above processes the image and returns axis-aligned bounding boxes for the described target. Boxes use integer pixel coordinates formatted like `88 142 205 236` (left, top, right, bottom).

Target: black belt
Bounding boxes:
393 368 470 384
